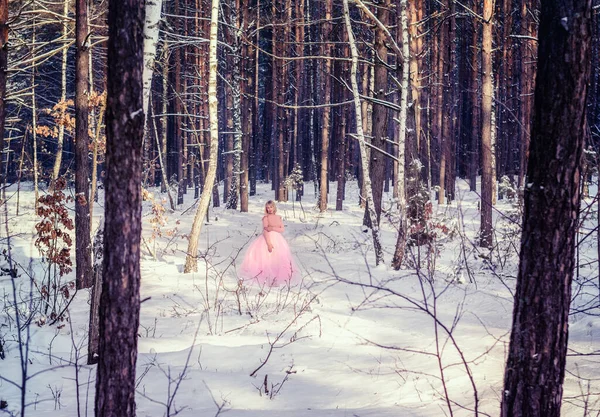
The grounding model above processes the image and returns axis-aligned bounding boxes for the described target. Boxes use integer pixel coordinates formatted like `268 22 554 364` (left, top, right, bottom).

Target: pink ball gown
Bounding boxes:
239 227 299 286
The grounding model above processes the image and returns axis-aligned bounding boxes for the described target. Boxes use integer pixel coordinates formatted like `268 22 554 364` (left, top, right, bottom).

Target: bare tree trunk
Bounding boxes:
343 0 384 266
224 81 234 203
174 0 184 206
480 0 494 248
87 223 103 365
52 0 71 183
142 0 163 119
161 39 169 193
408 0 421 155
184 0 220 273
368 0 390 225
95 0 145 415
250 0 260 197
359 61 371 209
517 0 537 188
240 0 250 212
437 6 447 205
226 0 242 210
318 0 332 212
75 0 93 289
0 0 6 191
90 100 105 220
392 0 410 270
31 19 39 208
501 1 592 415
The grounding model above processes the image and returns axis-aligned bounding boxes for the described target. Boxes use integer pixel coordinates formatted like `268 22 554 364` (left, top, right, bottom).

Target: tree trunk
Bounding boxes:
368 0 390 224
95 0 145 415
469 0 479 192
480 0 494 248
87 223 104 365
174 0 184 206
161 39 169 194
518 0 537 188
75 0 92 289
52 0 70 183
0 0 7 190
392 0 410 270
142 0 163 119
501 1 592 415
437 5 448 205
408 0 421 155
319 0 332 212
343 0 384 266
226 0 242 210
240 0 251 212
185 0 220 273
31 36 39 208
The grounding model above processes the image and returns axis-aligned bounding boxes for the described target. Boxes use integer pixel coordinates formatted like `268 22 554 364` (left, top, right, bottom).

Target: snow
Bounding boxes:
1 179 599 416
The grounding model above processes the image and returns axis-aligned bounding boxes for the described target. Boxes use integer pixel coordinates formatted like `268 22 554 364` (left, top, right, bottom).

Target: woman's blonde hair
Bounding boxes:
264 200 277 214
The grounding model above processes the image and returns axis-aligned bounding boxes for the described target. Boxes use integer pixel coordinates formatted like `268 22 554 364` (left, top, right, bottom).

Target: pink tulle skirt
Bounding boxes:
239 231 299 285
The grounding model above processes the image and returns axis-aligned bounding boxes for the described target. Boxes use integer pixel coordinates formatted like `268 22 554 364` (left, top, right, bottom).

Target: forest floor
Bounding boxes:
1 179 599 417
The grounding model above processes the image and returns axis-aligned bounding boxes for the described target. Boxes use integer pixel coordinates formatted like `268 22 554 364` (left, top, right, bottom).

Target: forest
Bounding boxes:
1 0 600 416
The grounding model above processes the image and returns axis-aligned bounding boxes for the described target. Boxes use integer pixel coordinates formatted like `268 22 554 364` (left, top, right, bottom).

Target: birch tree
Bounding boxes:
184 0 220 273
391 0 410 270
142 0 163 119
343 0 384 266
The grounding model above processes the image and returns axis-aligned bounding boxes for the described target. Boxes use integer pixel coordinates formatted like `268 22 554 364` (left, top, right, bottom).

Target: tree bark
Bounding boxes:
95 0 145 415
240 0 251 212
480 0 494 248
226 0 242 210
184 0 220 273
437 5 447 205
75 0 93 289
343 0 384 266
392 0 410 270
142 0 163 119
501 1 592 416
51 0 71 183
368 0 390 225
0 0 7 190
318 0 332 212
469 0 479 192
31 24 39 209
174 0 184 206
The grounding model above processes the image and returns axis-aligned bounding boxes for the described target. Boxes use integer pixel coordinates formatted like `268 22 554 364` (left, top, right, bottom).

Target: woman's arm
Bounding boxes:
262 216 274 252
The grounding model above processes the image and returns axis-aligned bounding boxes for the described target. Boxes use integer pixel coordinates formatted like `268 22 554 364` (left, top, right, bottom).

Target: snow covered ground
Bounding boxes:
1 179 599 416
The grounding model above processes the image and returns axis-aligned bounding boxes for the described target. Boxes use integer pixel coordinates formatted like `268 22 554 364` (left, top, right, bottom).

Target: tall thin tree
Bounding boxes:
0 0 7 189
318 0 333 212
75 0 92 289
343 0 384 265
480 0 494 248
95 0 145 415
52 0 71 183
501 1 592 416
184 0 220 273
